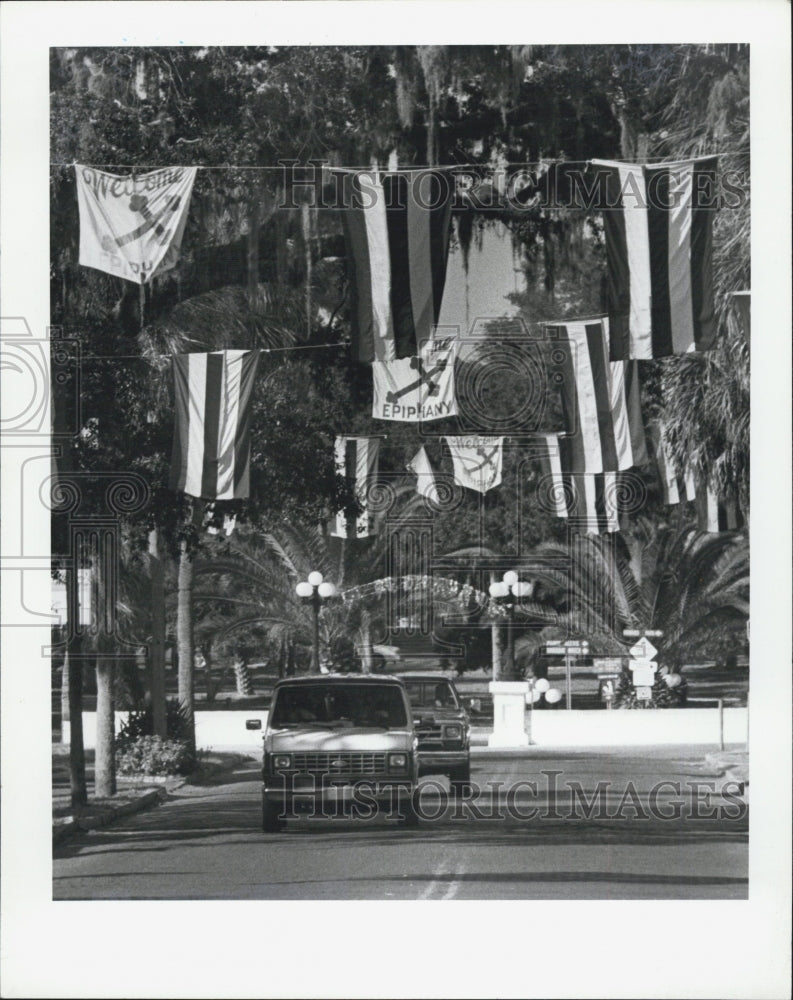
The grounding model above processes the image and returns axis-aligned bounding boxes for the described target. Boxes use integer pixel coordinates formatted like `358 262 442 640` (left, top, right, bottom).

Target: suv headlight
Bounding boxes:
388 752 408 771
443 724 463 740
272 754 293 770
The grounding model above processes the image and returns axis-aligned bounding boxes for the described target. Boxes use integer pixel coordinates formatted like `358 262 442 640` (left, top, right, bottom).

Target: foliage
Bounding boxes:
612 668 688 709
116 698 194 746
115 736 195 776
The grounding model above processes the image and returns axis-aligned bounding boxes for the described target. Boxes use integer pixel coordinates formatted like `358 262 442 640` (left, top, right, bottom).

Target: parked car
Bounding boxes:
261 675 419 831
396 673 471 793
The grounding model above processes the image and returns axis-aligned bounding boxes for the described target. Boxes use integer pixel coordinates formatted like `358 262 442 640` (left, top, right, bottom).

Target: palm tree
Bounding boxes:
524 524 749 674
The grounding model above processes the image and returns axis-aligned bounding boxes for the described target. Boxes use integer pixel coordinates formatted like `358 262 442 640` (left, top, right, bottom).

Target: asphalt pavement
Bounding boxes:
53 746 747 901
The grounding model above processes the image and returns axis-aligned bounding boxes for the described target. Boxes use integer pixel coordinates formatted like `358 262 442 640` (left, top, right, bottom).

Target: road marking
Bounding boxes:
419 860 463 899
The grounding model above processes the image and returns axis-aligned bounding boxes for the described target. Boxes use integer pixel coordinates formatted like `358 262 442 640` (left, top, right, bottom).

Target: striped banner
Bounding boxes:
169 350 260 500
536 434 631 534
695 481 744 533
338 169 454 362
650 423 696 505
592 157 719 360
329 436 381 538
548 317 647 474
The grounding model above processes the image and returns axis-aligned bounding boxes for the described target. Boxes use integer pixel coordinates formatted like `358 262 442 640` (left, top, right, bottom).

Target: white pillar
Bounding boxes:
488 681 530 747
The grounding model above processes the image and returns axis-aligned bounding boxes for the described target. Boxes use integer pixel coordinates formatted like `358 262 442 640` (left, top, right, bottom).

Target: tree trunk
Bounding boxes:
247 182 261 309
148 528 167 738
67 637 87 807
491 622 503 681
177 533 196 747
94 659 116 797
301 202 313 339
203 644 217 702
60 656 70 732
233 657 254 696
360 609 373 673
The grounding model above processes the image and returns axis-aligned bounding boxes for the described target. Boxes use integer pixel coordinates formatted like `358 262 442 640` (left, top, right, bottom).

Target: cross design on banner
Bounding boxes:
385 355 448 403
101 193 183 252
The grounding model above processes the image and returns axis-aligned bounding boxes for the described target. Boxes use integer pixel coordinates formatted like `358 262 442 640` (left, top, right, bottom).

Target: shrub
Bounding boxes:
115 736 195 777
116 699 193 748
613 669 688 709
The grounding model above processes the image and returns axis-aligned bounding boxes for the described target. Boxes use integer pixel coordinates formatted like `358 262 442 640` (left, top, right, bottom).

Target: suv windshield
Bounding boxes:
403 679 460 711
269 683 408 729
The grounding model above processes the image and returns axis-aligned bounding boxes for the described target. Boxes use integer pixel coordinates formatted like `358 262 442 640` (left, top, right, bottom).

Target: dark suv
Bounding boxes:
397 673 471 793
262 675 420 831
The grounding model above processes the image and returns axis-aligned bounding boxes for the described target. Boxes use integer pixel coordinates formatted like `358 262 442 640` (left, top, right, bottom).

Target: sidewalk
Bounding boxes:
52 745 255 844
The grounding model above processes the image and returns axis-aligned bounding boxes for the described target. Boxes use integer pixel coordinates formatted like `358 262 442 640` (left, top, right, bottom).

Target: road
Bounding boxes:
53 747 747 900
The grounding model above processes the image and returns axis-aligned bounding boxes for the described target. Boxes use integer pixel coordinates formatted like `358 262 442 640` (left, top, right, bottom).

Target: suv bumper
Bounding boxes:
417 750 469 773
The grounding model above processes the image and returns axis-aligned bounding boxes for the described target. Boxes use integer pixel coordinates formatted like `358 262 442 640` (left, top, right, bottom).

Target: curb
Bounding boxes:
52 755 254 845
53 787 165 845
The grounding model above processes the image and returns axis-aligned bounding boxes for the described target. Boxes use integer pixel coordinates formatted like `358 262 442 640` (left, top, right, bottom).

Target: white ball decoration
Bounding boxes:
664 672 682 688
318 582 336 599
295 581 313 598
544 687 562 704
535 678 550 693
503 570 519 587
307 571 324 587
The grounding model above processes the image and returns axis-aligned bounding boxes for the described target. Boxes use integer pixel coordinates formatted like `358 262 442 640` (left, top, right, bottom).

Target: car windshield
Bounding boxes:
269 683 409 729
403 679 460 710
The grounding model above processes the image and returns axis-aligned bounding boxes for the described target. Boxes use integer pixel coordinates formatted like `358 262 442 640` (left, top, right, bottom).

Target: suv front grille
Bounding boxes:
290 751 388 776
416 725 464 749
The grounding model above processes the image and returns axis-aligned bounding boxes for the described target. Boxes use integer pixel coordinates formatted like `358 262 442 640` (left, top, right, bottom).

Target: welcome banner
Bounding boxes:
445 435 504 494
76 165 197 284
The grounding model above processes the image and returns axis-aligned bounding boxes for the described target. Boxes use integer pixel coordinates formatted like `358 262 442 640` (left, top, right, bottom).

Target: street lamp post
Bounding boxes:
295 571 337 674
488 571 534 680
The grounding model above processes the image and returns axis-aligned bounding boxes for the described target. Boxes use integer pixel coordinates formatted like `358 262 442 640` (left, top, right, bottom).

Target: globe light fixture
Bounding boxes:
296 571 338 673
488 570 535 679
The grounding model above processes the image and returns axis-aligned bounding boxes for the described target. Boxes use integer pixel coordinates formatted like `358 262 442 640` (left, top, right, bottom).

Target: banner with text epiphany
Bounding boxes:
338 169 454 363
550 317 647 474
329 436 380 539
592 157 718 360
170 350 260 500
445 436 504 494
76 165 197 284
372 339 457 422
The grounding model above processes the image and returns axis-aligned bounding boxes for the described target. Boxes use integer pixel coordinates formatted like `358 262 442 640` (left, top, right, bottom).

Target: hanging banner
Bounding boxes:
650 422 695 505
445 435 503 494
695 479 744 533
169 349 260 500
591 157 719 360
336 168 454 362
406 445 440 503
372 339 457 422
329 436 381 538
76 165 197 284
548 317 647 474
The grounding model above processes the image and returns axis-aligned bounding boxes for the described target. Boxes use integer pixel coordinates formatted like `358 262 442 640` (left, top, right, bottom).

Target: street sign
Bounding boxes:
630 662 656 687
629 637 658 661
635 686 652 701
